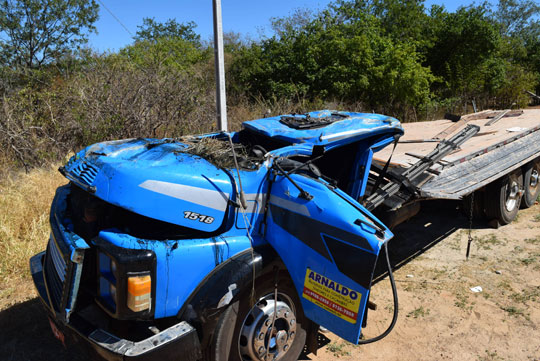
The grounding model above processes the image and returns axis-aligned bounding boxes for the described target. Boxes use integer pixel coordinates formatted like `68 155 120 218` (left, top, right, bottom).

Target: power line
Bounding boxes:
95 0 134 37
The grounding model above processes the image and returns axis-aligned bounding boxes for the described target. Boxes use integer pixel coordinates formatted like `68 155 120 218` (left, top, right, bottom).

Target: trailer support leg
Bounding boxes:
466 192 474 260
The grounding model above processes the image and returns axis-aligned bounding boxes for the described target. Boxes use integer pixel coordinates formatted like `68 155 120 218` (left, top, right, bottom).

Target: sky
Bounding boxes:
88 0 487 52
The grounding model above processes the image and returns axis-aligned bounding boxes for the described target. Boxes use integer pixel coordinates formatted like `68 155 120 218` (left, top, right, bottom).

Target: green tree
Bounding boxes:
0 0 99 68
119 18 208 73
118 38 207 71
331 0 429 44
492 0 540 93
426 4 501 98
134 17 201 46
492 0 540 37
231 8 434 117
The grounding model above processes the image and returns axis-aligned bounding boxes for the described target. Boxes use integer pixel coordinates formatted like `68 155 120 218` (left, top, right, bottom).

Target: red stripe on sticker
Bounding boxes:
303 287 358 320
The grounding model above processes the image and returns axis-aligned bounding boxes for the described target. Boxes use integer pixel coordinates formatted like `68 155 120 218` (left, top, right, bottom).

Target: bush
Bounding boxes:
229 14 434 121
0 53 217 169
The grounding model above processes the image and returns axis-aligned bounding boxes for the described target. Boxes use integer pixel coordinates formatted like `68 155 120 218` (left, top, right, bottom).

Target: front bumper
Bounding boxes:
30 252 202 361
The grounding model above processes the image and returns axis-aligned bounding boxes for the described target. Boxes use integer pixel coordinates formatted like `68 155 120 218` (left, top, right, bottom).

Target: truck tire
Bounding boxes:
209 274 307 361
485 170 523 225
521 159 540 208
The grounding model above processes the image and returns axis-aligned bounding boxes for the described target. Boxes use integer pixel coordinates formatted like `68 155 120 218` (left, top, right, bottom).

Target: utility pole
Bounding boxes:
212 0 227 131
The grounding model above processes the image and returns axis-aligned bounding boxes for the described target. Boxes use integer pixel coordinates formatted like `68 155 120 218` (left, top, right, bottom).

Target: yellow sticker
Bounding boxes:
302 268 362 324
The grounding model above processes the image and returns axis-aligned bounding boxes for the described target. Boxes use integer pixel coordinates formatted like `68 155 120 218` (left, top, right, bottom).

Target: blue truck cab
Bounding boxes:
30 110 403 361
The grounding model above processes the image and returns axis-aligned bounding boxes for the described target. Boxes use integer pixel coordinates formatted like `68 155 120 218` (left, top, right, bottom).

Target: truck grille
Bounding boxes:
71 162 99 186
48 237 67 281
45 238 68 310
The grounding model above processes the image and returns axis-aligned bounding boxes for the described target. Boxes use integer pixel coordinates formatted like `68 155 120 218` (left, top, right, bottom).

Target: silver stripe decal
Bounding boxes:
139 180 229 211
319 129 368 141
243 193 267 214
269 195 311 217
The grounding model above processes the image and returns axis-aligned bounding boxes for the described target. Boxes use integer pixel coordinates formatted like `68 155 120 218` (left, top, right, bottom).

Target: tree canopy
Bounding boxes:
229 0 540 117
134 17 201 46
0 0 99 68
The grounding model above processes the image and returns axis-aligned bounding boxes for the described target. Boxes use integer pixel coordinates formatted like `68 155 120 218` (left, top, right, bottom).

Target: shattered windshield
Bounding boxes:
178 128 288 170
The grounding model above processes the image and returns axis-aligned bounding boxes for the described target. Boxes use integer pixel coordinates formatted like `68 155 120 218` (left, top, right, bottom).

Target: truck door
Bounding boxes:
265 169 391 344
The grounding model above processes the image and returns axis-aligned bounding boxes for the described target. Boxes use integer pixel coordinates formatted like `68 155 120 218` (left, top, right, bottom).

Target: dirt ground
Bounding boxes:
1 200 539 361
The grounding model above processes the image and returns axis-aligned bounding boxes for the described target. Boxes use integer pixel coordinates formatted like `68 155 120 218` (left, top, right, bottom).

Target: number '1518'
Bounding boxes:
184 211 214 224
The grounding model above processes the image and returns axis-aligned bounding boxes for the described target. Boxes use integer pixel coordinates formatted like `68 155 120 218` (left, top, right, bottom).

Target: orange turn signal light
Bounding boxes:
127 275 151 312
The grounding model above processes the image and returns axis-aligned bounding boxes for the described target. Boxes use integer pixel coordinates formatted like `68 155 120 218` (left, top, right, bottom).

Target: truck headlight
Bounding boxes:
98 252 117 309
94 238 156 319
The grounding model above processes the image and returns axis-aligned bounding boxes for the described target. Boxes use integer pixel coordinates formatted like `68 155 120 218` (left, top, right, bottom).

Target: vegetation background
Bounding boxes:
0 0 539 175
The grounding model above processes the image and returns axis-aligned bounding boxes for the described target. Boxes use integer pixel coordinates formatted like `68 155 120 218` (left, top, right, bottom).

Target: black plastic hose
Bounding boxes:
357 241 399 344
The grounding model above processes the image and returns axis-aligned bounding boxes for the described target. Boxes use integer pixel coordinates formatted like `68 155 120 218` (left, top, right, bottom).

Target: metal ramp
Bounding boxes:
363 124 480 211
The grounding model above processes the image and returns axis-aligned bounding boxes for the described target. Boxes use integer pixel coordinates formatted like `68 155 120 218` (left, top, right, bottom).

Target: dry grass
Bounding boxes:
179 137 236 168
179 136 252 169
0 165 66 309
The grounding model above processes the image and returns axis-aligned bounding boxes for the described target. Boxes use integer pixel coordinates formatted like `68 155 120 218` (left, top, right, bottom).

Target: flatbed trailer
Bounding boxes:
366 108 540 227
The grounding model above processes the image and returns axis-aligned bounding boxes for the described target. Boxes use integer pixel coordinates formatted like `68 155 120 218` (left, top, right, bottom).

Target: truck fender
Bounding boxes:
177 246 283 348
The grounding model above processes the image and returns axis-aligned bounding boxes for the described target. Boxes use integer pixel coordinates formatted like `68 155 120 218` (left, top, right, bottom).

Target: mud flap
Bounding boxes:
264 174 391 344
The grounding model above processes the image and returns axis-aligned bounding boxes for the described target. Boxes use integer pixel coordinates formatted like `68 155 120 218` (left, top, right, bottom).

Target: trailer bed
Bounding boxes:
373 109 540 200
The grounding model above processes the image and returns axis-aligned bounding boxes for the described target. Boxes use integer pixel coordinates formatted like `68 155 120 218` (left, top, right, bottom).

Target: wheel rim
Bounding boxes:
238 293 297 361
505 178 520 212
529 168 539 190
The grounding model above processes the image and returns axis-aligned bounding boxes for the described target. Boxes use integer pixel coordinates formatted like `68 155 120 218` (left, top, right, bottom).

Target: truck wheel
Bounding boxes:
210 275 307 361
485 170 523 225
521 160 540 208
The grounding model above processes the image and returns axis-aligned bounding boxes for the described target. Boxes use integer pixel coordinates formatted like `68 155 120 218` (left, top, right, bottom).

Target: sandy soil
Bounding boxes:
1 200 539 361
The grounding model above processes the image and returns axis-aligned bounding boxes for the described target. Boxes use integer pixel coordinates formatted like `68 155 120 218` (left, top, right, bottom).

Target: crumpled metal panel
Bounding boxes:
64 139 233 233
243 110 403 149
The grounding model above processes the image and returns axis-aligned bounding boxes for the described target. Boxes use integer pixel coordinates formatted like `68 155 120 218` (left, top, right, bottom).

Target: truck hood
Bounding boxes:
62 138 234 233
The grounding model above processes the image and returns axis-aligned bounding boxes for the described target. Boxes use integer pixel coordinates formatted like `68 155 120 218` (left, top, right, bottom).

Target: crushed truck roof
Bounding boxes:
242 110 403 148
